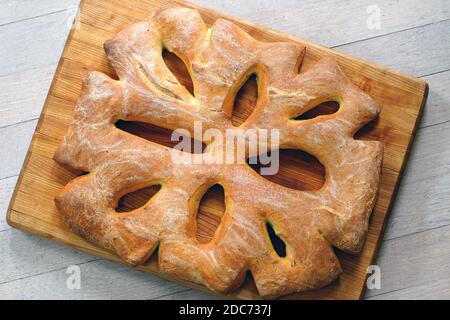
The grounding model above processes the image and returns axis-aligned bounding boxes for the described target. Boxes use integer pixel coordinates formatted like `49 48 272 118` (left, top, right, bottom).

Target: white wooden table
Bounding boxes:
0 0 449 300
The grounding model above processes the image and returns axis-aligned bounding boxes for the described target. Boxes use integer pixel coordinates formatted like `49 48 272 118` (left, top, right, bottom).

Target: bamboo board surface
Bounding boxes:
7 0 428 299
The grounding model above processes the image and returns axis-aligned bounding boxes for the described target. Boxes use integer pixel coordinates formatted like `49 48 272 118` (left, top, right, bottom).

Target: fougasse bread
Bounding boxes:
54 4 383 298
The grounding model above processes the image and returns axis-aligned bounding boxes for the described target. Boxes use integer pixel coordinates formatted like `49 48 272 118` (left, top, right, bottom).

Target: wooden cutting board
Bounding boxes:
7 0 428 300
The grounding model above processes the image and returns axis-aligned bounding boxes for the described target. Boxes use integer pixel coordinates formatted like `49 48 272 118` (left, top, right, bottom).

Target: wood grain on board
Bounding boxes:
6 0 428 299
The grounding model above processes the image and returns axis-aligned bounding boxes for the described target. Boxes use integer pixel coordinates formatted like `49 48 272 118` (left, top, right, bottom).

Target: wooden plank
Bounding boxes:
0 66 56 128
336 19 450 78
0 120 37 181
369 278 450 300
419 70 450 129
0 229 96 285
366 224 450 299
153 288 216 300
0 8 77 77
0 176 17 232
382 119 450 240
0 0 80 26
6 0 428 300
192 0 450 48
0 258 187 299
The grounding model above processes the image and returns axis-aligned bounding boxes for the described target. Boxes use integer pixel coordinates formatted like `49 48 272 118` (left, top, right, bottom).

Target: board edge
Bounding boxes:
357 80 429 299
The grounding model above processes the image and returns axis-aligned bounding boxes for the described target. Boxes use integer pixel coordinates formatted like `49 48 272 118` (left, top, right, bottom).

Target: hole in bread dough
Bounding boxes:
115 120 206 153
265 221 286 258
291 100 340 121
162 49 195 96
231 73 258 127
67 170 89 179
247 149 325 191
354 116 381 141
295 47 306 74
116 184 161 213
196 184 226 244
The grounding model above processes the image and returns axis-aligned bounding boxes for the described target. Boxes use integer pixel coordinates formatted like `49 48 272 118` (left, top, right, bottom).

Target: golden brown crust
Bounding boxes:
54 4 383 298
